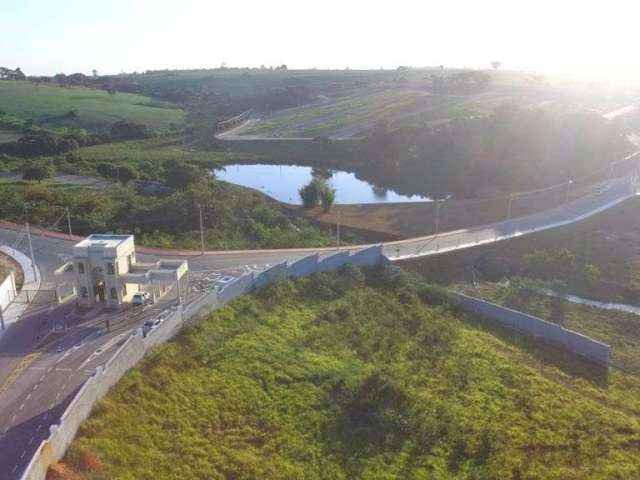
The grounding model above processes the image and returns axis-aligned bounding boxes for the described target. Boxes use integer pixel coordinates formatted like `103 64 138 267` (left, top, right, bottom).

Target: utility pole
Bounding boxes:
434 200 445 236
336 210 341 248
25 221 37 281
565 180 573 203
506 193 514 220
65 207 73 239
198 204 205 255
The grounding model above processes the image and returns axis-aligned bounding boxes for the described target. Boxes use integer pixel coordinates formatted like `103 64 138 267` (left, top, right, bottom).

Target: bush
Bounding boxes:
299 177 336 210
320 184 336 212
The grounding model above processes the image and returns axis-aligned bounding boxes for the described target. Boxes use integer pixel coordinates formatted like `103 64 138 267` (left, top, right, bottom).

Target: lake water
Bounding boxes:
214 164 430 205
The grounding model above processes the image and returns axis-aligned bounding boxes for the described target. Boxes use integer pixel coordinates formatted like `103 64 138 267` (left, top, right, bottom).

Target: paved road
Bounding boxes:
0 171 637 479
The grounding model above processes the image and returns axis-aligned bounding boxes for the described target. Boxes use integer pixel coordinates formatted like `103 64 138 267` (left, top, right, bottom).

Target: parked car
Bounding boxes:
132 291 151 306
142 318 161 336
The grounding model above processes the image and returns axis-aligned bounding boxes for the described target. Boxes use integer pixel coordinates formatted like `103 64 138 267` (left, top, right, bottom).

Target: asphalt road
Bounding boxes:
0 173 637 479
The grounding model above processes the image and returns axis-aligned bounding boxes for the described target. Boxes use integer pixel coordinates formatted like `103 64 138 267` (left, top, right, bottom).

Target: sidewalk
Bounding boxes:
0 246 41 334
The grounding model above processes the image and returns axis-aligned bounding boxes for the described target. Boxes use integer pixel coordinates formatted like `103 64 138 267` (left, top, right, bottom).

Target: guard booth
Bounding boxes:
54 234 188 307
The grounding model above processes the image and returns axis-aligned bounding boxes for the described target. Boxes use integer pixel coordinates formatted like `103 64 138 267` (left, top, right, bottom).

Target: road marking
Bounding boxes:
55 393 60 400
25 393 31 401
20 450 26 458
10 414 16 423
19 403 24 411
0 352 42 400
36 424 41 431
32 384 38 391
29 436 34 445
12 465 17 473
49 402 54 409
39 375 45 382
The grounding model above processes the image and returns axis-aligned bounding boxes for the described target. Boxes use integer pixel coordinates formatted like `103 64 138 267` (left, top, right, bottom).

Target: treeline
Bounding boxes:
0 121 152 158
360 104 631 197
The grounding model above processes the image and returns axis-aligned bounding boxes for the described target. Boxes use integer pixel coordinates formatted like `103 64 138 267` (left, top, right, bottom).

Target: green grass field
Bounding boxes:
58 268 640 479
0 81 185 133
0 129 21 143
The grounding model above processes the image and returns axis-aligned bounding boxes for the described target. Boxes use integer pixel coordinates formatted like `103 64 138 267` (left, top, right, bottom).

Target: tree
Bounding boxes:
320 184 336 212
116 165 137 185
110 121 150 140
490 61 502 70
299 179 321 208
23 165 51 183
162 160 201 190
96 162 115 178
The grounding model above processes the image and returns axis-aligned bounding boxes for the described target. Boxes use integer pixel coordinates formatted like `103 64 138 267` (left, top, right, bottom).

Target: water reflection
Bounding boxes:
214 164 431 205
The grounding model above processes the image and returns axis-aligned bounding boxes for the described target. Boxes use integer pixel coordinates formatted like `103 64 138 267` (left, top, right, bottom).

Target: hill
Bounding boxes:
56 267 640 479
0 80 184 133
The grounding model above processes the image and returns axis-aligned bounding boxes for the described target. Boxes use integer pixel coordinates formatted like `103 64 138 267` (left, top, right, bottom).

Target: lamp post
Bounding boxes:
506 193 515 220
434 199 445 236
565 180 573 203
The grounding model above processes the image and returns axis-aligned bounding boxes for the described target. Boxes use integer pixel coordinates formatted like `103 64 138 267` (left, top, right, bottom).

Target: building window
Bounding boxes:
78 262 85 274
80 286 88 298
107 263 115 275
110 287 117 299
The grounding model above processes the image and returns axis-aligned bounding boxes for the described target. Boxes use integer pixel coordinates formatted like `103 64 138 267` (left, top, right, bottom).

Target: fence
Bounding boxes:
452 293 611 367
21 246 385 480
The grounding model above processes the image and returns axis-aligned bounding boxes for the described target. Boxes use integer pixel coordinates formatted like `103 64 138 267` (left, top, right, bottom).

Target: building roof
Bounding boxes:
74 234 133 250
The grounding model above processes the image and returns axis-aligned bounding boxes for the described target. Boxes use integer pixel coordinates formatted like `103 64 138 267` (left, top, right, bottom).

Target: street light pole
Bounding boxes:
565 180 573 203
434 200 444 236
65 207 73 239
25 221 37 281
336 210 341 248
506 194 514 220
198 204 205 255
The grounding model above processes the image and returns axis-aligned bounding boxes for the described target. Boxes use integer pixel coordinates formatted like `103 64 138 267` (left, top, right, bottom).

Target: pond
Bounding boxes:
214 164 431 205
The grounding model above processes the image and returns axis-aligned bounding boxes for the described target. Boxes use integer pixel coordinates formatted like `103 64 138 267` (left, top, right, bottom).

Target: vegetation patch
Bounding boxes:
0 81 184 133
58 267 640 479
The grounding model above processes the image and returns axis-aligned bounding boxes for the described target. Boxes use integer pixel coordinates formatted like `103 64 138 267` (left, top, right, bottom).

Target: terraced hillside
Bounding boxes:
55 267 640 479
236 88 492 138
0 81 184 133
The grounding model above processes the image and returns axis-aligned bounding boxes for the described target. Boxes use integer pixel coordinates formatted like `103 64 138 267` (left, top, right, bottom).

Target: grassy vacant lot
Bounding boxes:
0 81 184 133
57 267 640 479
473 281 640 375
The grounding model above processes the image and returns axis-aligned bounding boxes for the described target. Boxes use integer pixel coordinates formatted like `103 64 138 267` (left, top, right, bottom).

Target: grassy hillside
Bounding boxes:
241 89 482 138
0 81 184 133
57 267 640 479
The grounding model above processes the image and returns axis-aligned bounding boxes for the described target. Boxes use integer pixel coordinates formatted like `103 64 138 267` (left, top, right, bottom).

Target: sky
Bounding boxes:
2 0 640 83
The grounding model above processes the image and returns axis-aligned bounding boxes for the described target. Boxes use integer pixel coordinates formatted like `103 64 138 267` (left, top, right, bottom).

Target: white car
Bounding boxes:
131 291 151 306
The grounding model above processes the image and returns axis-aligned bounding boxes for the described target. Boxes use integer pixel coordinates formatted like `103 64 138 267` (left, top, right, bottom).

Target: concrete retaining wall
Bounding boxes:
0 271 16 312
20 249 386 480
453 293 611 366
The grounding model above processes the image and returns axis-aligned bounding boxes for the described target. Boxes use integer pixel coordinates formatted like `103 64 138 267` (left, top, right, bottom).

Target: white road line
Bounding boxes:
39 375 45 382
36 424 41 431
61 383 68 390
19 403 24 411
25 393 31 401
49 402 54 409
10 414 16 423
55 393 60 400
28 436 34 445
12 465 17 473
32 384 38 391
20 450 25 458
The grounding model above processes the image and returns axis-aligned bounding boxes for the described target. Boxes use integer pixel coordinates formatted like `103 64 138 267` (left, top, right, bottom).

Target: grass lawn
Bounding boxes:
0 81 185 133
472 281 640 375
57 267 640 479
0 129 21 143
